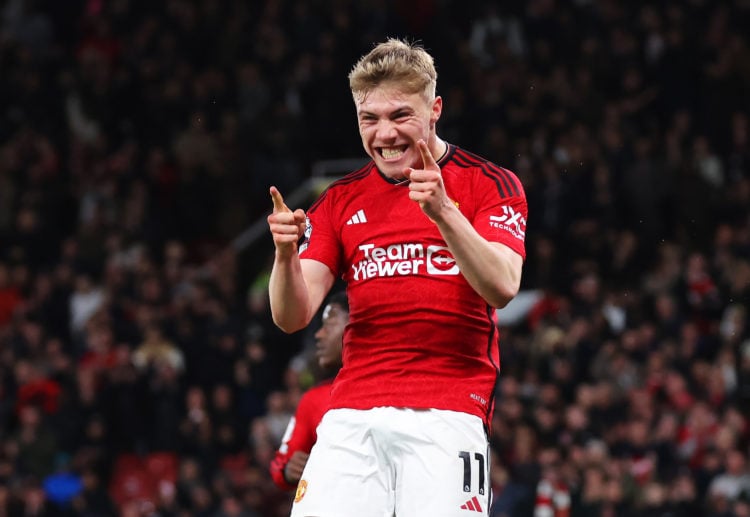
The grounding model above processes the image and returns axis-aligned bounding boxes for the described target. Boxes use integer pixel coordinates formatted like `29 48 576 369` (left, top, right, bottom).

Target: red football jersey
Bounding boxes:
299 144 527 427
270 379 333 491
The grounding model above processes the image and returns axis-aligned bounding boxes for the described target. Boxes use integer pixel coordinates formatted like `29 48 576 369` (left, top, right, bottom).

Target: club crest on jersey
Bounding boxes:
351 242 460 281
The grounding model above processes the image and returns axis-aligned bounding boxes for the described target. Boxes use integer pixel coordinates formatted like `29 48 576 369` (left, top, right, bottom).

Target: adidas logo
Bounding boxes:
346 209 368 225
460 496 483 512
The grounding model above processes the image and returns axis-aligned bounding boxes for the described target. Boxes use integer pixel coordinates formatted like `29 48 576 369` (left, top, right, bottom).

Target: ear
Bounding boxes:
430 96 443 126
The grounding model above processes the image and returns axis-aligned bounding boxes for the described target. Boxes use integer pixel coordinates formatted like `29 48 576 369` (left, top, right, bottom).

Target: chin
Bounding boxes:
377 163 402 179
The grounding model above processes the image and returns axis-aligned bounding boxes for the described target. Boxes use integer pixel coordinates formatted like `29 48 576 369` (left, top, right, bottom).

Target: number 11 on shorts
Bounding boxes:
458 451 486 495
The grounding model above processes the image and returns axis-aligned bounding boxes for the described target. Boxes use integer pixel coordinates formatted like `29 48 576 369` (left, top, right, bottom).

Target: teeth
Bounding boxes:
381 147 403 159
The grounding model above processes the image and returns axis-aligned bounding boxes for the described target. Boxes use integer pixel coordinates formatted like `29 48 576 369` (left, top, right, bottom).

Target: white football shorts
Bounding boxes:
290 406 491 517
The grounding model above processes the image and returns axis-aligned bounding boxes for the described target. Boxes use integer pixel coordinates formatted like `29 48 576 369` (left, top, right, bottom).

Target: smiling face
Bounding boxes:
355 84 442 180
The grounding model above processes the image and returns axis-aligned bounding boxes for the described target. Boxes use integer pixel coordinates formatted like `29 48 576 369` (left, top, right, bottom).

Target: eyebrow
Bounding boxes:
357 106 414 118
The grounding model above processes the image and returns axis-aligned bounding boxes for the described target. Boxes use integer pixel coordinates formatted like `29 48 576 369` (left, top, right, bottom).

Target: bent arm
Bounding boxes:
435 204 523 308
269 389 320 490
269 256 335 333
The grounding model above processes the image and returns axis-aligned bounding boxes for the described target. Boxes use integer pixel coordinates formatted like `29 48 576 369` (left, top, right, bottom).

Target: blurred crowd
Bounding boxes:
0 0 749 516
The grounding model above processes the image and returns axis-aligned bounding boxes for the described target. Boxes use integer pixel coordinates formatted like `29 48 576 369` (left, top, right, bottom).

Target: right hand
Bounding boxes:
267 186 307 256
284 451 310 485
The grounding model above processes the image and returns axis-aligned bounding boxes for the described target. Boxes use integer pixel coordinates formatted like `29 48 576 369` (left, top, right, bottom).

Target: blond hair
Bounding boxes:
348 38 437 102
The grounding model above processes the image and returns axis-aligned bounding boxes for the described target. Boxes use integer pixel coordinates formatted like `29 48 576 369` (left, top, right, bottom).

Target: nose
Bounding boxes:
374 119 398 141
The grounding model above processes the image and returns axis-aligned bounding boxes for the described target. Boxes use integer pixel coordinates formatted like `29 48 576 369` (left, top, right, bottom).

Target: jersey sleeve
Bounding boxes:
299 191 342 276
472 164 527 259
270 416 298 491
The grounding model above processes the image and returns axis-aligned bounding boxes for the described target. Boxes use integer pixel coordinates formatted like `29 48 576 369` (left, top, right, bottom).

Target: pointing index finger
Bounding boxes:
270 186 291 213
417 139 439 171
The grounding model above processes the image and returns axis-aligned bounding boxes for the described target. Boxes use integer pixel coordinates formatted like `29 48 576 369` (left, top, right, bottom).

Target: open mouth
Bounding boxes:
379 145 408 160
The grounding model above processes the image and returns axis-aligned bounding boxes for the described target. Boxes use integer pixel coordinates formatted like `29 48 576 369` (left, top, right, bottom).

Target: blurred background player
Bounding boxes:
269 292 347 491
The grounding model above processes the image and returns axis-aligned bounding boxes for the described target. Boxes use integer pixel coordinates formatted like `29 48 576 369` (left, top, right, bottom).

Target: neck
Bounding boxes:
433 138 448 162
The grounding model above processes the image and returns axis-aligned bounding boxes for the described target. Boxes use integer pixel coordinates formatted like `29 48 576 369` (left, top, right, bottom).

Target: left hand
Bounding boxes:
403 139 451 221
284 451 309 484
